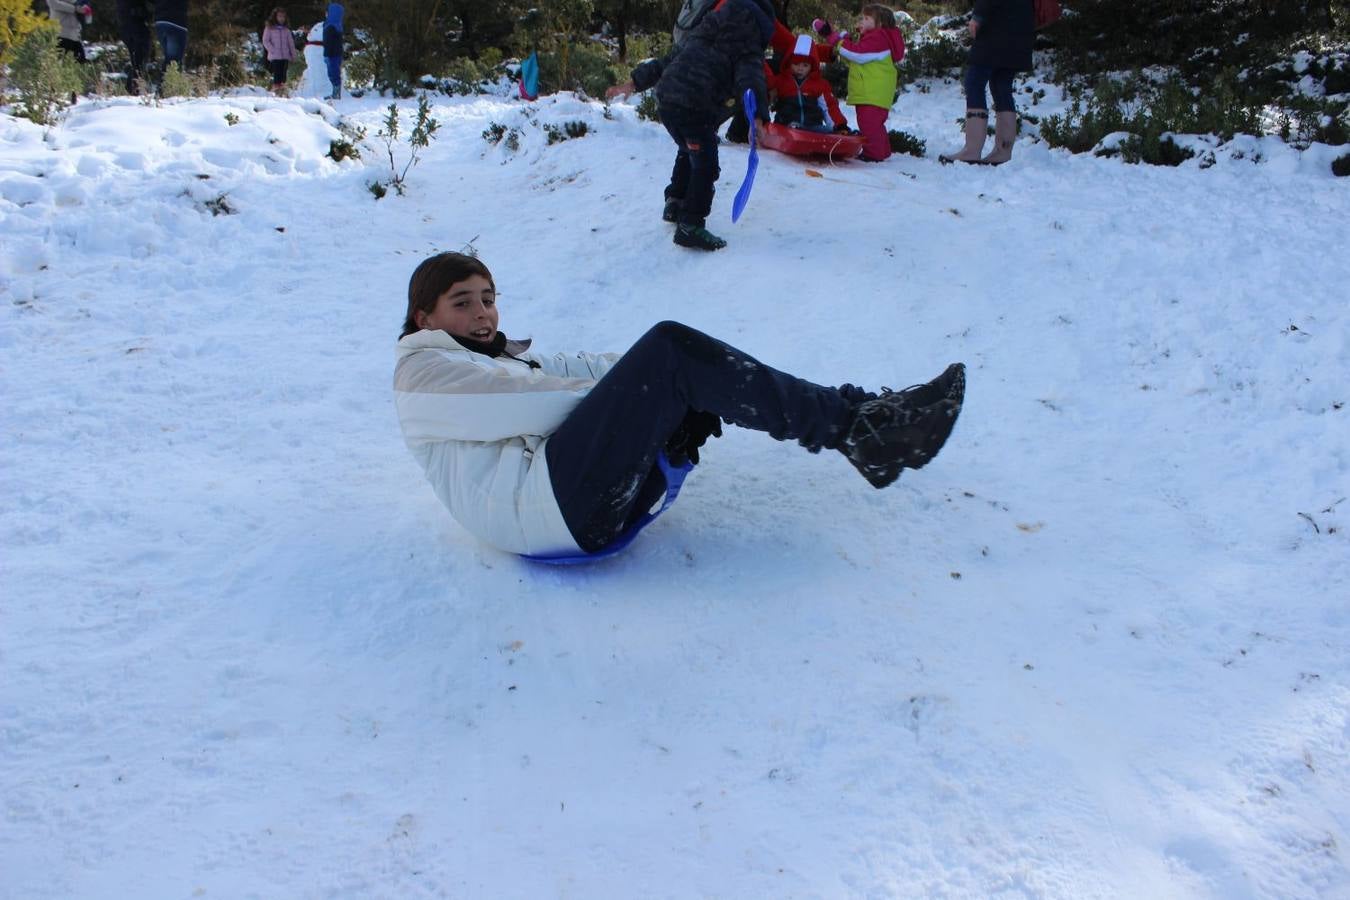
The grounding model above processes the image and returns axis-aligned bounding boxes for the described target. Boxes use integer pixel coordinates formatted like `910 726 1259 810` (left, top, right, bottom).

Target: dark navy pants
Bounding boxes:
964 64 1017 112
659 105 721 227
117 0 152 76
545 322 868 552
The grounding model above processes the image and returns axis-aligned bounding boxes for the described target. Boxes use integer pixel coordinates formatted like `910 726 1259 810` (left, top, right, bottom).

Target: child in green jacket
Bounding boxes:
815 5 906 161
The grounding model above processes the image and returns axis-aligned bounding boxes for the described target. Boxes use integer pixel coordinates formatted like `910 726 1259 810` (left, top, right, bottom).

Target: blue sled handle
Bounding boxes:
521 453 694 565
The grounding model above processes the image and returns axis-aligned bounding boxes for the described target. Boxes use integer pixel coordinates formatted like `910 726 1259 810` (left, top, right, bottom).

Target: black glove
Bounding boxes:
665 409 723 467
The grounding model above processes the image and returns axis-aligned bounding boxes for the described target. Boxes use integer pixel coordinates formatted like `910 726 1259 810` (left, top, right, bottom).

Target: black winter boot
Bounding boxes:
842 363 965 488
674 223 727 251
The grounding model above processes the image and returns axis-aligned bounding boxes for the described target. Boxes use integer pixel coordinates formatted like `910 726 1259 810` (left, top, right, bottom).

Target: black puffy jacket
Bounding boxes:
632 0 775 124
969 0 1034 72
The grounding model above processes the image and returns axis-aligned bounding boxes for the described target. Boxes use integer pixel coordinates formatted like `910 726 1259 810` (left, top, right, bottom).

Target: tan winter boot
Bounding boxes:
980 111 1018 165
938 110 988 164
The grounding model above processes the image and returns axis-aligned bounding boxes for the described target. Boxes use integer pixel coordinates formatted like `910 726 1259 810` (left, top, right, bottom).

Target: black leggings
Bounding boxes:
269 59 289 85
544 322 868 551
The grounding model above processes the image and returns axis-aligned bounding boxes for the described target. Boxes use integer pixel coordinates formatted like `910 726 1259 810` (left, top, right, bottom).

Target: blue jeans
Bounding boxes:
545 322 868 551
155 22 187 69
325 56 342 93
659 105 721 227
964 64 1016 112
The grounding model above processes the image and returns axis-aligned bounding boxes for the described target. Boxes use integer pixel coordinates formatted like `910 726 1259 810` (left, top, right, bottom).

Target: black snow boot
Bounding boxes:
841 363 965 488
674 223 727 251
663 198 683 223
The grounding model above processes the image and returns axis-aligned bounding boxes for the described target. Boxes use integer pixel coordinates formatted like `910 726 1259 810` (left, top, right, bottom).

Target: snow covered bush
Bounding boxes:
1041 70 1263 163
1334 151 1350 175
544 120 589 144
887 128 927 157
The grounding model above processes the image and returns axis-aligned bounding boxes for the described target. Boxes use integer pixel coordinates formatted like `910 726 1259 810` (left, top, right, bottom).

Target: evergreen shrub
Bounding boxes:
538 39 620 97
1041 70 1263 163
9 26 83 126
888 129 927 156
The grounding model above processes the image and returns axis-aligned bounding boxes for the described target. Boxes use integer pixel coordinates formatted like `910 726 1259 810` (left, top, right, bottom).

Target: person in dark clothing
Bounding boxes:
939 0 1034 165
153 0 189 73
322 3 344 100
607 0 780 252
394 252 967 557
115 0 152 93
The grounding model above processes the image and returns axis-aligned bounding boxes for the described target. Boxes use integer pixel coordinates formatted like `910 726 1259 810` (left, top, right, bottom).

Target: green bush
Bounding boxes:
1332 152 1350 176
903 34 968 79
635 91 660 122
442 56 487 94
9 26 84 126
544 120 590 144
1040 70 1263 162
1275 93 1350 147
887 129 927 157
328 138 361 161
538 38 620 97
158 61 195 98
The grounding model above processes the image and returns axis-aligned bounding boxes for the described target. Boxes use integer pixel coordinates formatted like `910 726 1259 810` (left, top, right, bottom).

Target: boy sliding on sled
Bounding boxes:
768 35 849 134
394 252 966 558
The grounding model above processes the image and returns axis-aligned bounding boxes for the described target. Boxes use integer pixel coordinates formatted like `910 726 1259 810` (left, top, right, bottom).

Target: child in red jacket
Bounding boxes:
768 35 849 133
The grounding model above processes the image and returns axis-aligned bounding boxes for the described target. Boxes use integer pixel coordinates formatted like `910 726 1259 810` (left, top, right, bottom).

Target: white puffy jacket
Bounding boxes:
393 329 619 555
46 0 84 42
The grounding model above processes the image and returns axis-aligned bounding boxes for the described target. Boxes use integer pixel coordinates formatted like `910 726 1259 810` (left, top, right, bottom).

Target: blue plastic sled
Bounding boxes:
521 453 695 565
731 89 758 223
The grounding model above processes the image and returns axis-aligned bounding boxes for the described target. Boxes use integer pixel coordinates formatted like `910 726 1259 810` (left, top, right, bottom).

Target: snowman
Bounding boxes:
299 21 329 98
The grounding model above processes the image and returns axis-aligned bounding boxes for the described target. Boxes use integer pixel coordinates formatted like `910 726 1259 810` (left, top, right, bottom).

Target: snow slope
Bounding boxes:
2 81 1348 899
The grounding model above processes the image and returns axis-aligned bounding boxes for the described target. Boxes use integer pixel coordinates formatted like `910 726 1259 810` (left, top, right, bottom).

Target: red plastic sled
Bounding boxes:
760 123 865 160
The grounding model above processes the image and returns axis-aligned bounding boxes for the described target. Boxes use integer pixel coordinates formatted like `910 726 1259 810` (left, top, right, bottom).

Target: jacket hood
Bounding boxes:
736 0 776 47
876 25 905 61
778 33 823 75
325 3 344 31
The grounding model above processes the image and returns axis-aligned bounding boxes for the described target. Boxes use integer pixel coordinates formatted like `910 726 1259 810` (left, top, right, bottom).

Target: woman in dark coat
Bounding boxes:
939 0 1034 165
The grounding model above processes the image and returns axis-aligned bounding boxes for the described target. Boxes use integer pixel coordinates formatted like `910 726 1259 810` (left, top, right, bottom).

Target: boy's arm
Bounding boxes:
630 53 669 92
818 94 847 128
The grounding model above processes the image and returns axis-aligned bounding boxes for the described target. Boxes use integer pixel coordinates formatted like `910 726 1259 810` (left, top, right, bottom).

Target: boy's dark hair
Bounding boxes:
402 252 495 338
861 4 897 30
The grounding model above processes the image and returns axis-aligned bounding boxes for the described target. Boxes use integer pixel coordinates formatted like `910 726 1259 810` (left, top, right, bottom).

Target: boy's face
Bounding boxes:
791 61 811 78
416 274 499 343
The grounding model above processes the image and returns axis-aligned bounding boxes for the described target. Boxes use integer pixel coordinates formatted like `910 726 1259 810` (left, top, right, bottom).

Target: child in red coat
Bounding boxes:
767 34 849 133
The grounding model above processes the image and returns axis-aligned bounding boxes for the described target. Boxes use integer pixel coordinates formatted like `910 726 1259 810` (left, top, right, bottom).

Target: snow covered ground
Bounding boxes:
2 76 1348 898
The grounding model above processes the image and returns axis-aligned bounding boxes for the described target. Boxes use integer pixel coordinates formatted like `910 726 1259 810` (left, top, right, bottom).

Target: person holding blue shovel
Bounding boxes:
607 0 777 251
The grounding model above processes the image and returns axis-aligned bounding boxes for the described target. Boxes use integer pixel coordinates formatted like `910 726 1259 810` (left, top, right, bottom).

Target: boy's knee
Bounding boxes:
648 320 691 342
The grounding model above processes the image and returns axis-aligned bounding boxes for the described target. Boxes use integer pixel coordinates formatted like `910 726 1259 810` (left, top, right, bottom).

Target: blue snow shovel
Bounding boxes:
731 89 758 223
